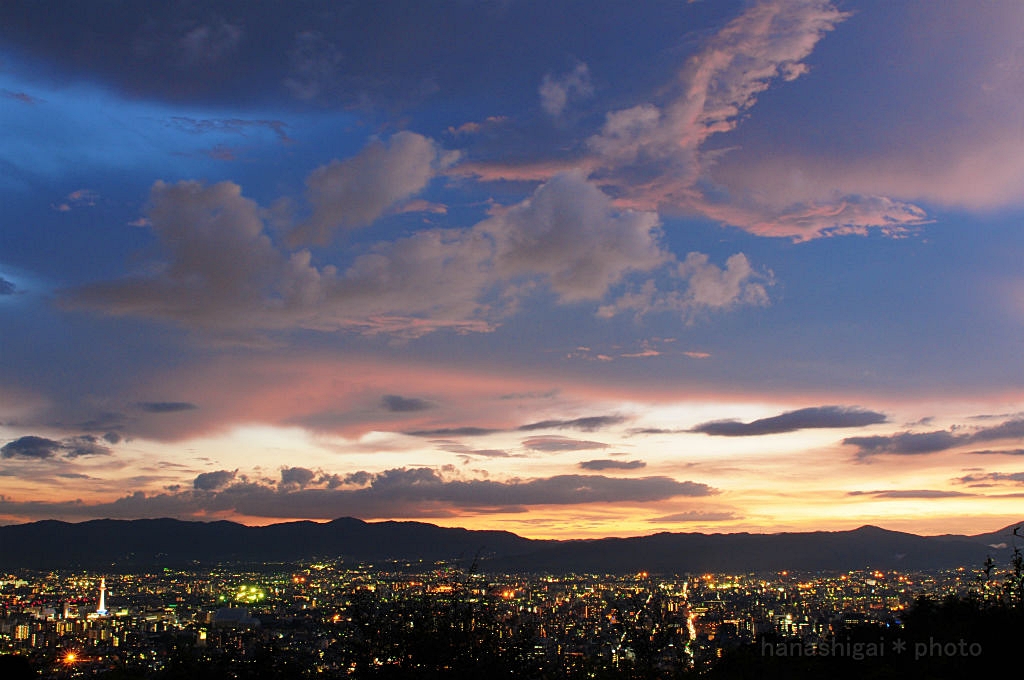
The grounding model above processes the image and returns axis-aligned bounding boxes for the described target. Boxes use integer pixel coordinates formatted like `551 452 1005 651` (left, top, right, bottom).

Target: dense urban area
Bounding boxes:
1 558 1018 678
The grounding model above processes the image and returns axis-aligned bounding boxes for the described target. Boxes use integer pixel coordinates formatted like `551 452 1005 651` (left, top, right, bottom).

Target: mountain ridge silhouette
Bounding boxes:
0 517 1018 572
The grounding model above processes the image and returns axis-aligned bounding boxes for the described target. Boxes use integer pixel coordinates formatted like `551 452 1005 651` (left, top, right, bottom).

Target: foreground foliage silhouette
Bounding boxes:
707 534 1024 680
705 595 1022 680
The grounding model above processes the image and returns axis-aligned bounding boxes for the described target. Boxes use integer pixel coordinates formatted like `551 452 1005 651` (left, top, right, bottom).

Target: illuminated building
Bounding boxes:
96 577 108 616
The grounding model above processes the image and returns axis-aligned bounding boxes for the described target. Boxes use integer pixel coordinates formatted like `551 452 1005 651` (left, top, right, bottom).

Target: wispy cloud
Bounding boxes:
406 415 626 440
967 449 1024 456
178 21 243 65
382 395 434 413
52 189 98 212
540 62 593 117
692 406 886 437
847 489 974 499
844 418 1024 458
406 427 501 438
284 30 343 102
577 0 917 239
956 472 1024 487
578 459 646 471
650 510 741 523
522 436 609 452
518 416 627 432
446 116 509 137
2 89 43 105
138 402 198 414
166 116 290 142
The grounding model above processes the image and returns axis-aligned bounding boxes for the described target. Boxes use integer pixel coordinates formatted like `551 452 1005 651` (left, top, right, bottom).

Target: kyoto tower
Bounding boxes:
96 577 108 616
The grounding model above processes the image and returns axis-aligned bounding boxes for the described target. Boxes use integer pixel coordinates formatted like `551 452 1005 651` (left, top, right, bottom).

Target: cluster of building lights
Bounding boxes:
233 585 266 603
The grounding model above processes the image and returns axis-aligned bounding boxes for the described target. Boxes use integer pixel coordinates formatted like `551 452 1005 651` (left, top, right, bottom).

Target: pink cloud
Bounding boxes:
584 0 852 233
448 157 597 183
621 349 661 358
396 199 448 215
107 352 567 441
446 116 509 137
712 134 1024 218
563 0 939 238
697 3 1024 227
689 193 929 241
204 144 237 161
51 189 99 212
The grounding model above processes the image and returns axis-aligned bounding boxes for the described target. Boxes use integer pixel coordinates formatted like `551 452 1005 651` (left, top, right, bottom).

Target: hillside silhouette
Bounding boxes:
0 517 1019 573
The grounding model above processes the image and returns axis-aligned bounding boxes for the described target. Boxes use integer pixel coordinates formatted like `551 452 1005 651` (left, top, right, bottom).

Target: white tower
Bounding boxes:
96 577 108 616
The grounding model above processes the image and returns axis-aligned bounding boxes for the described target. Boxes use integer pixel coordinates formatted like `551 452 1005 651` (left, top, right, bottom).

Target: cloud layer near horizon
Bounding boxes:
0 466 715 521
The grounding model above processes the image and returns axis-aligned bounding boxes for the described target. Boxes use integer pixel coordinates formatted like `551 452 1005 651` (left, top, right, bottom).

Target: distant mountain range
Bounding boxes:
0 517 1019 573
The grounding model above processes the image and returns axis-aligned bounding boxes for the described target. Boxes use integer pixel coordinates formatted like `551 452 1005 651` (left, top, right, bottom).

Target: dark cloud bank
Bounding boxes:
1 434 112 459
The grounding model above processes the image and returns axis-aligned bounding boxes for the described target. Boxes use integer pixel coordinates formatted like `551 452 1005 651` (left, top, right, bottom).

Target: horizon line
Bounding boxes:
2 515 1020 541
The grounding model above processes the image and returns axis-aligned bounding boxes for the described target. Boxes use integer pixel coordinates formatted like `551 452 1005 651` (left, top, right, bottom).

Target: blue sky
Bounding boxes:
2 0 1024 538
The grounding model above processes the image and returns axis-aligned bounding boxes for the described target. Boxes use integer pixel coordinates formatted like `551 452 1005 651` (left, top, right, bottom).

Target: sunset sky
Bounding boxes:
2 0 1024 539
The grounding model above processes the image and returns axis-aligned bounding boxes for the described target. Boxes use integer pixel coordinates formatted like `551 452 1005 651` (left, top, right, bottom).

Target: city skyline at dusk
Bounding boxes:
2 0 1024 539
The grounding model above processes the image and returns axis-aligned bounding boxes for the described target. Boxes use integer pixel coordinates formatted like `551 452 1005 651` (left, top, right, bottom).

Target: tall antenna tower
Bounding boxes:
96 577 108 616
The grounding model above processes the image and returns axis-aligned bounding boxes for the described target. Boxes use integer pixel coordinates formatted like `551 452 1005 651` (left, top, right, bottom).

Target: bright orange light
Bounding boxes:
64 652 77 664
